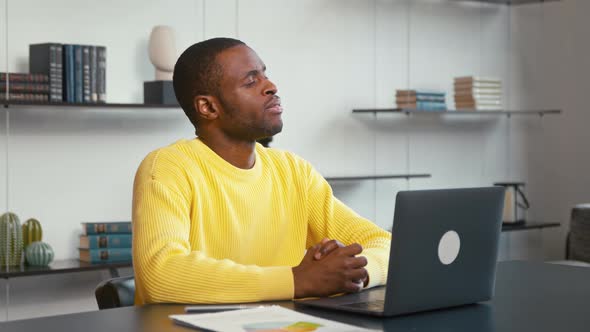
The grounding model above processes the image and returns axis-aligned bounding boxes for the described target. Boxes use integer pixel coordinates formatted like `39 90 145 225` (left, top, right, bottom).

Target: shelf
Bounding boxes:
2 101 179 109
353 108 561 116
325 174 431 181
454 0 560 5
501 221 560 232
1 259 132 279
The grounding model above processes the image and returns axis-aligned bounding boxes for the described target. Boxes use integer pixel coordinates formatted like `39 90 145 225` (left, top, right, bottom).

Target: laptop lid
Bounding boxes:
297 186 504 317
384 186 504 315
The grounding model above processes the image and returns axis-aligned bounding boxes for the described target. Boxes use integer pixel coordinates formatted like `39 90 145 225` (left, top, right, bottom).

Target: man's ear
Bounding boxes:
193 95 220 121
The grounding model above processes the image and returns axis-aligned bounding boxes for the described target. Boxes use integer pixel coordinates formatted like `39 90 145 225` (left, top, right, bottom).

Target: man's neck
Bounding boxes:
198 133 257 169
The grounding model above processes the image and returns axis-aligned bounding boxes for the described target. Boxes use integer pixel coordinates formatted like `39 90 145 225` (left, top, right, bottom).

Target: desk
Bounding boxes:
1 261 588 331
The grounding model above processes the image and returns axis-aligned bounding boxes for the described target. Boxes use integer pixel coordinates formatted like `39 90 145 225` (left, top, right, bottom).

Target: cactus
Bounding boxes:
22 218 43 249
25 241 54 266
0 212 24 266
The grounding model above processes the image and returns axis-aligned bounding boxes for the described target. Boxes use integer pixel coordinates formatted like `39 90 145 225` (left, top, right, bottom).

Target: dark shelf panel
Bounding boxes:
325 174 431 181
501 221 560 232
2 101 179 109
1 259 132 279
353 108 561 116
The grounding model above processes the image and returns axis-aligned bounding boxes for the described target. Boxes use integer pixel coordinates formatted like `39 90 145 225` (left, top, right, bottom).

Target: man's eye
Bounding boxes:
245 80 256 87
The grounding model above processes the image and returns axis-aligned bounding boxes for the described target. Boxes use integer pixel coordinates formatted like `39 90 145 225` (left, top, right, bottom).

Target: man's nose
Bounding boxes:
263 79 278 95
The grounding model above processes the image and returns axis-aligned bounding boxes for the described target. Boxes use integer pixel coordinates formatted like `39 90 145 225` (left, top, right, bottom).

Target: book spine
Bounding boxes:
74 45 83 103
0 93 49 102
83 234 132 249
90 46 97 103
29 43 63 102
0 82 50 93
82 46 91 103
83 222 132 234
97 46 106 103
0 73 49 83
63 45 75 103
81 248 132 263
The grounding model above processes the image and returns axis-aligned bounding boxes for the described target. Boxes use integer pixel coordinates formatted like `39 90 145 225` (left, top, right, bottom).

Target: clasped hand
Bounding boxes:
292 238 368 298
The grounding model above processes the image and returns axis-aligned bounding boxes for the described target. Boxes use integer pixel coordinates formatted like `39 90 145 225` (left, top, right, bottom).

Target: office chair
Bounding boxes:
95 276 135 309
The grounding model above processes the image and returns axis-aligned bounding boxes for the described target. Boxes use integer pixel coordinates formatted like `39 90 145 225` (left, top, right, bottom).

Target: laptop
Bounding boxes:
297 186 505 317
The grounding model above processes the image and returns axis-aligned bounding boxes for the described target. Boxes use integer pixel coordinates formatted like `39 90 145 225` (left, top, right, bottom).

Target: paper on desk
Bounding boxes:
169 305 377 332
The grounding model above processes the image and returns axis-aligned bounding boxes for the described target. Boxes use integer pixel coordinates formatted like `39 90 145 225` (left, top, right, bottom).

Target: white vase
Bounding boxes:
148 25 177 81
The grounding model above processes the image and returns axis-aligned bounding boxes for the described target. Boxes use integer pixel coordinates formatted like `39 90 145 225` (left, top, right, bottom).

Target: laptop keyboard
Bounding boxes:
339 300 385 312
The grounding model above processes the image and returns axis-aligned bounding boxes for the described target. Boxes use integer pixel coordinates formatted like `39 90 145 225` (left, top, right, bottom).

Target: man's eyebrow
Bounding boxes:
242 65 267 79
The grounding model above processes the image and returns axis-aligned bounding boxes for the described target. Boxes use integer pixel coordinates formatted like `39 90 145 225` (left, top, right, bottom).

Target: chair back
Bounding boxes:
95 276 135 309
568 205 590 262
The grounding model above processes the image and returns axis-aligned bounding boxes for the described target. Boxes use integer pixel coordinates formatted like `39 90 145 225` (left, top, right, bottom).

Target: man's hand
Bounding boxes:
313 238 345 260
292 243 368 298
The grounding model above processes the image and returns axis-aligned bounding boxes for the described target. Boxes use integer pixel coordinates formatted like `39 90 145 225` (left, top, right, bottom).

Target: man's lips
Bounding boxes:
265 98 283 114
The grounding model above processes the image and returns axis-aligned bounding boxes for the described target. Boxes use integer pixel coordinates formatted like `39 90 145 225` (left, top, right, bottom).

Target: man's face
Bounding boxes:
213 45 283 141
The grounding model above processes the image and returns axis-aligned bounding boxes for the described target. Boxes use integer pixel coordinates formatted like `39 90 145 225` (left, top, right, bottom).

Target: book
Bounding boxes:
396 89 446 98
454 76 502 84
82 45 91 103
398 101 447 111
454 81 501 89
81 221 131 235
454 87 502 96
90 46 98 102
79 234 132 249
169 305 375 332
0 72 49 83
79 248 132 263
0 93 49 102
456 105 503 111
74 45 83 103
96 46 106 103
63 44 75 102
454 94 502 102
1 82 50 93
396 95 445 103
455 100 502 107
29 43 63 102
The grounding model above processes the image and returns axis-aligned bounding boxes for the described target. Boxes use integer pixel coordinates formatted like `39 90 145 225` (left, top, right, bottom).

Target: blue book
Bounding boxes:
73 45 83 103
79 248 132 263
63 45 75 102
79 234 132 249
81 221 131 235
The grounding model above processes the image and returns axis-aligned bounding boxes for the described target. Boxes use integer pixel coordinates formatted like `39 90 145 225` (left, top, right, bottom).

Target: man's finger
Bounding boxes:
314 239 344 260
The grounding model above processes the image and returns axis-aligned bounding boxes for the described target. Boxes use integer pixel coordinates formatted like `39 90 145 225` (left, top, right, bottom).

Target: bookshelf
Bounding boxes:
2 101 179 109
458 0 560 5
325 174 431 182
353 109 562 117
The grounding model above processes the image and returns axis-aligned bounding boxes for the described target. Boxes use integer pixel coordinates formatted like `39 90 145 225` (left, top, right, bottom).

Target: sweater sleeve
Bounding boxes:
304 163 391 289
132 158 293 304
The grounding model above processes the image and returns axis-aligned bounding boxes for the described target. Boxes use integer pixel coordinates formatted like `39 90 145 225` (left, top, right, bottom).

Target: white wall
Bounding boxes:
0 0 568 321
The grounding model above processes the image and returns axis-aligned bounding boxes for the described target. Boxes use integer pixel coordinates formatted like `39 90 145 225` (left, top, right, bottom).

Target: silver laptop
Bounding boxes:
297 186 505 317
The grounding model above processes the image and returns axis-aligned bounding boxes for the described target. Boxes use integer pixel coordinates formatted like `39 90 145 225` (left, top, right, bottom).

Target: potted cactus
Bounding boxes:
0 212 24 266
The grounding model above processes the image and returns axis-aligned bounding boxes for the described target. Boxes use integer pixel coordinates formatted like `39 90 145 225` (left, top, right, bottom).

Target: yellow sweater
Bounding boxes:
132 138 391 305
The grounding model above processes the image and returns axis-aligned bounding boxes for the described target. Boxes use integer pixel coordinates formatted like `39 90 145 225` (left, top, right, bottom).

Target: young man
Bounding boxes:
132 38 391 305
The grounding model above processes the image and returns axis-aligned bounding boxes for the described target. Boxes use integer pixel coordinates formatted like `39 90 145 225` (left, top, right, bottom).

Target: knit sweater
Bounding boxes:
132 138 391 305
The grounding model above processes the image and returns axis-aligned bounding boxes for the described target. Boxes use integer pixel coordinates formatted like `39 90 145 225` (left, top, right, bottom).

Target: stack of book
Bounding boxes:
0 72 50 102
29 43 106 104
79 221 132 264
396 90 447 111
454 76 503 111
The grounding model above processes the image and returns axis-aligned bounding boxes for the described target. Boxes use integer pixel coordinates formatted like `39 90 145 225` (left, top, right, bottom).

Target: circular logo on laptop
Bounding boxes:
438 230 460 265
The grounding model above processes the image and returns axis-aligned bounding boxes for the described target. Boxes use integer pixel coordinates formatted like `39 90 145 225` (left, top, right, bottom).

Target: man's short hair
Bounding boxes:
173 38 245 130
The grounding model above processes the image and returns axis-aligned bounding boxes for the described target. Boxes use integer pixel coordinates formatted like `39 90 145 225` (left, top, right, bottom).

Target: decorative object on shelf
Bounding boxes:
25 241 54 266
144 25 179 105
454 76 503 111
22 218 43 249
0 212 24 266
494 182 530 225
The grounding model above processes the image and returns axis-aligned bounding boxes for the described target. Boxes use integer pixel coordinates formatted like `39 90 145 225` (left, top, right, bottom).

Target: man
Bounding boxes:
132 38 391 305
